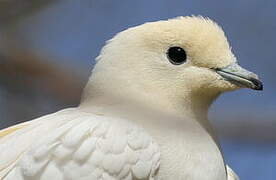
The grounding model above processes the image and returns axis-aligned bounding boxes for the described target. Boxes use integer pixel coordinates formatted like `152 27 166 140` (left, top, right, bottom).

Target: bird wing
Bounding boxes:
0 108 81 179
226 165 239 180
0 109 160 180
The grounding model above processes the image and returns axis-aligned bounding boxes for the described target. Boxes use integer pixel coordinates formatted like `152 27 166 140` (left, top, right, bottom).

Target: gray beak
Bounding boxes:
215 63 263 90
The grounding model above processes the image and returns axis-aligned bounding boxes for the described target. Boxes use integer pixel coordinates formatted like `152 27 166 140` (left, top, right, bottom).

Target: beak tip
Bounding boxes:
251 78 263 91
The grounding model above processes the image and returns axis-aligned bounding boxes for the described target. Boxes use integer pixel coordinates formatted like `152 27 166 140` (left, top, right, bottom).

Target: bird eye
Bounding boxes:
167 46 187 65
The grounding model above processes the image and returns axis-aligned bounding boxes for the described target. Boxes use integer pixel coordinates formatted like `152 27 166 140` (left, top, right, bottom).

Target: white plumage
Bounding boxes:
1 109 160 180
0 16 262 180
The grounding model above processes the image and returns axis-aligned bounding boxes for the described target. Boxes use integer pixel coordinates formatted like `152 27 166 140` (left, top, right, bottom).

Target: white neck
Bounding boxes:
80 71 220 136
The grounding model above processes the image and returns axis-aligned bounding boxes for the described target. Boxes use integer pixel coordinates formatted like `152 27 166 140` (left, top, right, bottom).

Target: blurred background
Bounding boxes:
0 0 275 179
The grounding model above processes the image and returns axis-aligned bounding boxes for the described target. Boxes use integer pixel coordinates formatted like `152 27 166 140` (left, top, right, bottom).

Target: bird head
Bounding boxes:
84 16 262 113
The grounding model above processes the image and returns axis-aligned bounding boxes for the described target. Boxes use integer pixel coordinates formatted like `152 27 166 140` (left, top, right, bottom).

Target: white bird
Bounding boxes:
0 16 262 180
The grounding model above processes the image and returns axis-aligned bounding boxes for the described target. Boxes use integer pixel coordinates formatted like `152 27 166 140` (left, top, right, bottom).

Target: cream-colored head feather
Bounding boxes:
81 16 262 116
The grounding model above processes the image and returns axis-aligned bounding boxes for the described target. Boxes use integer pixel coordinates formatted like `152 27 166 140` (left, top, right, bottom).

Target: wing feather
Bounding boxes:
0 108 81 179
226 165 239 180
1 109 160 180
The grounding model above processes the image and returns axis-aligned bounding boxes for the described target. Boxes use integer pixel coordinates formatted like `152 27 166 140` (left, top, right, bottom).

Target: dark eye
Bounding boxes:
167 46 187 65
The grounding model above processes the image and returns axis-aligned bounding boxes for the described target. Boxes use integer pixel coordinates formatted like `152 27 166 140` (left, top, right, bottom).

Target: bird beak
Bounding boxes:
215 63 263 90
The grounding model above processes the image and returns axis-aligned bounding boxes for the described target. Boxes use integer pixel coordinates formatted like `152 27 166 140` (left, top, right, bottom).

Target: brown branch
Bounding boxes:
0 0 55 24
0 49 86 104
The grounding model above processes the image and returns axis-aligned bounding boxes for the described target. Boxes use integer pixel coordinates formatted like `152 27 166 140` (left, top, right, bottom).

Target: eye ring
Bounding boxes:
167 46 187 65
